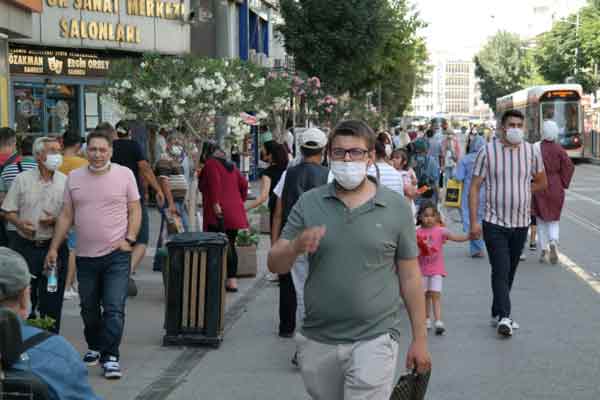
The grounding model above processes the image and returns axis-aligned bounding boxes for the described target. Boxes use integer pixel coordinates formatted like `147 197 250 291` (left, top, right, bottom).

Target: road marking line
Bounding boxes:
563 209 600 233
558 253 600 295
567 191 600 206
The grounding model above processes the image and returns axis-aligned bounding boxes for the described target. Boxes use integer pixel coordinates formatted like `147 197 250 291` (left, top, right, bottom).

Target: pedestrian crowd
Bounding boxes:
0 108 575 400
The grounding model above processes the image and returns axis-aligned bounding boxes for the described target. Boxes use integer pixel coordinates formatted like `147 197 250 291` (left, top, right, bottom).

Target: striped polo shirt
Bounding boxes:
473 140 544 228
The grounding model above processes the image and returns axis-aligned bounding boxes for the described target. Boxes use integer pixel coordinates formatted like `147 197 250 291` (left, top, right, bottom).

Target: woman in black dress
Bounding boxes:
246 141 289 226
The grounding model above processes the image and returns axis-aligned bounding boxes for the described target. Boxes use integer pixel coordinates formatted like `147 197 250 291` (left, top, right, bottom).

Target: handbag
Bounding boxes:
444 179 462 208
390 370 431 400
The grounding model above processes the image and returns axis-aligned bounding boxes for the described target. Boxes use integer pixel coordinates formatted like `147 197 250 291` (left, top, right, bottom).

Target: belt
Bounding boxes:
27 239 52 248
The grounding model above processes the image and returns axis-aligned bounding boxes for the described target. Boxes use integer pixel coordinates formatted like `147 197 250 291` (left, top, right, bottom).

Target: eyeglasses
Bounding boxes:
330 147 369 161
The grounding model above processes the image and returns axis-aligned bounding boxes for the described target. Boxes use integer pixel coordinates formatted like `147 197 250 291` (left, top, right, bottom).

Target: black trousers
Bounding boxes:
207 226 239 279
279 272 297 335
483 221 528 319
11 235 68 333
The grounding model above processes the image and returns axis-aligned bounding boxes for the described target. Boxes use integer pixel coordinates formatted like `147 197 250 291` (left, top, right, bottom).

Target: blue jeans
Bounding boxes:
153 200 189 271
77 250 131 361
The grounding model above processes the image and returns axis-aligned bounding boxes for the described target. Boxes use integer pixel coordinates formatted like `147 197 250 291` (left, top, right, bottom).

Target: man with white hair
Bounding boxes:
1 136 68 332
0 247 100 399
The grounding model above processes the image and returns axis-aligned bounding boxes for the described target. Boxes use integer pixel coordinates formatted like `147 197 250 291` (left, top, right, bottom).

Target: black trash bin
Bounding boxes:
163 232 229 347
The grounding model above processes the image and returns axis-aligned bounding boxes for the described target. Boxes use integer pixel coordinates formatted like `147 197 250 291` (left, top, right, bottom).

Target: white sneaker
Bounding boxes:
64 288 78 300
511 320 520 330
519 253 526 261
426 318 432 330
549 241 559 265
497 318 514 337
434 320 446 335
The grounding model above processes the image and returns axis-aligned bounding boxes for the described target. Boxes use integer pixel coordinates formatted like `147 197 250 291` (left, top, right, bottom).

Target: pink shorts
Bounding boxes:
422 275 443 292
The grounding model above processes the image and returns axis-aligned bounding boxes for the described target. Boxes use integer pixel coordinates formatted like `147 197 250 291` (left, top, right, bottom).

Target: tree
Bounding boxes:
278 0 392 94
364 0 430 118
534 5 599 93
474 31 531 111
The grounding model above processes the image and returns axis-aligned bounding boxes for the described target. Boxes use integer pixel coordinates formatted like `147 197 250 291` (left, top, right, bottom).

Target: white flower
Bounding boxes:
133 90 148 102
251 78 265 88
121 80 132 89
140 62 146 69
178 99 186 105
173 105 185 116
158 87 171 99
257 111 268 120
181 85 194 98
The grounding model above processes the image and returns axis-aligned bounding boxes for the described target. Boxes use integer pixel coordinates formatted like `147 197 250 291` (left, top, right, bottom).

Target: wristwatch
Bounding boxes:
125 237 136 246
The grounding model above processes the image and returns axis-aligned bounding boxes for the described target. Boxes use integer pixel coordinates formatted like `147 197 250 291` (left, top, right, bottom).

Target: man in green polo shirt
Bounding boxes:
268 120 431 400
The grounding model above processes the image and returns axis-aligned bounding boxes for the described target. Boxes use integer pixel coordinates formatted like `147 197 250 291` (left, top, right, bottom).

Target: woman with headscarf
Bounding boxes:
199 143 249 291
454 135 486 257
532 120 575 264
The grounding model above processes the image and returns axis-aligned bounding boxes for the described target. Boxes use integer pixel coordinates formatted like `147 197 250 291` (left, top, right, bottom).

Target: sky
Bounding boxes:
410 0 586 60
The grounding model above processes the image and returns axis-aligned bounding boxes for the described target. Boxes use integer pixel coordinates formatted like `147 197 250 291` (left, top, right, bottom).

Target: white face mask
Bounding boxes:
170 145 183 157
43 154 62 171
506 128 524 145
330 161 368 190
89 161 111 173
384 144 392 157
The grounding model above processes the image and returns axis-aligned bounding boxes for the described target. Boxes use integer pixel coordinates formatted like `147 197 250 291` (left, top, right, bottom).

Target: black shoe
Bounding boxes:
291 352 299 367
225 286 238 293
128 277 138 297
279 331 294 339
529 242 537 251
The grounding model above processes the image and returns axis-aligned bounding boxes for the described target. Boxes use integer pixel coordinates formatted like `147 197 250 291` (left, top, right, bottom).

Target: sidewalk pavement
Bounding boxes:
59 212 600 400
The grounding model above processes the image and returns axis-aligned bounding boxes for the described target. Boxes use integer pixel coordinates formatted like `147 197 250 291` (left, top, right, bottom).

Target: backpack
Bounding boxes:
1 307 52 399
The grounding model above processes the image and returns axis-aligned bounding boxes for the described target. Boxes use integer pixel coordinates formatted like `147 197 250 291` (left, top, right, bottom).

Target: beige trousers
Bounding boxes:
295 332 399 400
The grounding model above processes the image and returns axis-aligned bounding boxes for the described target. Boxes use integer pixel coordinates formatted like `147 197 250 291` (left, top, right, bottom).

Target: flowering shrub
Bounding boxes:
106 54 339 142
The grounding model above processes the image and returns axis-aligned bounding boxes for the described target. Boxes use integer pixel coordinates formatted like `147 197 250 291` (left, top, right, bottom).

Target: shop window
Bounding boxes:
46 84 78 136
14 84 44 135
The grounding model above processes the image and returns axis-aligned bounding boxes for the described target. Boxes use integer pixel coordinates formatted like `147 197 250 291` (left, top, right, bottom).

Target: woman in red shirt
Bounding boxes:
199 143 249 291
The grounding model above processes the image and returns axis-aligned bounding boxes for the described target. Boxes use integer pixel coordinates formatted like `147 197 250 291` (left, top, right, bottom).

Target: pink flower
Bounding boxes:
268 71 277 80
308 77 321 89
282 72 289 78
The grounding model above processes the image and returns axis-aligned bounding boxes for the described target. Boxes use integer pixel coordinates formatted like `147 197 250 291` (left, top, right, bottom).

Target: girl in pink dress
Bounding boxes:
416 202 468 335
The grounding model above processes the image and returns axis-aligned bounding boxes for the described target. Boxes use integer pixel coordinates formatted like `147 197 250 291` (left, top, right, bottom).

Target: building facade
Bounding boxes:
7 0 191 136
191 0 287 68
410 56 477 120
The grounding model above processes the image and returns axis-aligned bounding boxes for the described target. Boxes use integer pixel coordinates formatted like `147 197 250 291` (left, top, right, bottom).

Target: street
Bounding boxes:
53 163 600 400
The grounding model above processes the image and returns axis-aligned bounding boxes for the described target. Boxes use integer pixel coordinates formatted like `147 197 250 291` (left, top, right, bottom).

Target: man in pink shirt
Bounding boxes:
46 130 141 380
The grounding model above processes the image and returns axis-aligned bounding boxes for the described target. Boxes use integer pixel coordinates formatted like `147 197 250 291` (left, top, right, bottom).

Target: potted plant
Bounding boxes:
236 229 259 278
26 316 56 331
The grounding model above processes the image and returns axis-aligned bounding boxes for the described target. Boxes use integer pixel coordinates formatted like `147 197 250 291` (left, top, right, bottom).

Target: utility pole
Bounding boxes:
575 9 580 77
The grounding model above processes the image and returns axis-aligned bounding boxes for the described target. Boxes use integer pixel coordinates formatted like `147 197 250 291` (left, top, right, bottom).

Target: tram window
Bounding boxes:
540 101 580 136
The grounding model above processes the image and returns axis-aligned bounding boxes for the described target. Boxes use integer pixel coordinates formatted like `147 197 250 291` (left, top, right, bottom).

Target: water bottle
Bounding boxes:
47 262 58 293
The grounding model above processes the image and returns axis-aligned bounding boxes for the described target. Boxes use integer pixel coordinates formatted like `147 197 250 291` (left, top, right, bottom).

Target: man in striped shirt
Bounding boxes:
469 110 547 338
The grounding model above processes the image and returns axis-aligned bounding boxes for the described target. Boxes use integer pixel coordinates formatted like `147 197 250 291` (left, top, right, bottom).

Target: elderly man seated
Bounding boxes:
0 247 100 400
